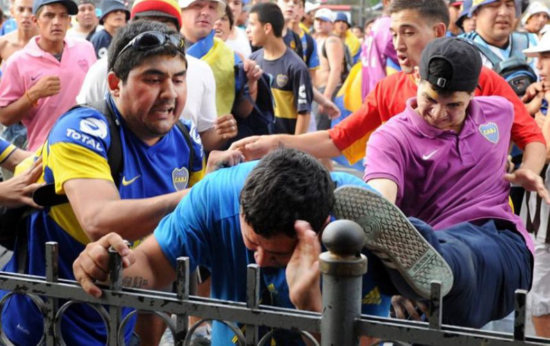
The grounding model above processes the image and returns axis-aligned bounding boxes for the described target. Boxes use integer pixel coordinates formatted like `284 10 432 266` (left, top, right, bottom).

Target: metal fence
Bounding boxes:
0 220 548 345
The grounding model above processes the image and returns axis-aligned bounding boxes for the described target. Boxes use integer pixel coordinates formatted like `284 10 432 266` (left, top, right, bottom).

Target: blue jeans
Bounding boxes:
1 123 27 149
409 218 533 328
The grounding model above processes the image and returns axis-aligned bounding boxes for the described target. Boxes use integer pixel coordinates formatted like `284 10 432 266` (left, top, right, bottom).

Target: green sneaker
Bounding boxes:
333 185 454 299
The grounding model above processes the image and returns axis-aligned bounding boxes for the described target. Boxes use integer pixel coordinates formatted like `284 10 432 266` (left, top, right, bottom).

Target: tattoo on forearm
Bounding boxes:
122 276 149 288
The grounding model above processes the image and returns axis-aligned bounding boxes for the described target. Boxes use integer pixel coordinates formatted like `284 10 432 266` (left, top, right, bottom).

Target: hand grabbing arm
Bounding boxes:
0 157 43 208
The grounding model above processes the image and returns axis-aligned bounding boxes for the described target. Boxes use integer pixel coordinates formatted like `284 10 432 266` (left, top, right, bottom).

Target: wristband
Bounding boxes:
25 91 37 107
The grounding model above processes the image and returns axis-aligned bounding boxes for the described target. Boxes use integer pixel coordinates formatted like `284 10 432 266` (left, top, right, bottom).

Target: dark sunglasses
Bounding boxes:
117 31 185 58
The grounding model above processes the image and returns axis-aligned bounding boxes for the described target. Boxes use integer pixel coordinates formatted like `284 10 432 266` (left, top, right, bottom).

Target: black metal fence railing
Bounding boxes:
0 220 548 345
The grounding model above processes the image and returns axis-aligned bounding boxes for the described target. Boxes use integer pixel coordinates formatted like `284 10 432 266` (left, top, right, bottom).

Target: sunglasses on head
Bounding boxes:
117 31 185 58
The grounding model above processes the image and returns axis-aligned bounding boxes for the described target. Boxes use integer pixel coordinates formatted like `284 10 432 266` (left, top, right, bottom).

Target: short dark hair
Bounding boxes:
224 2 234 29
240 149 335 238
108 21 186 83
250 2 284 38
388 0 449 28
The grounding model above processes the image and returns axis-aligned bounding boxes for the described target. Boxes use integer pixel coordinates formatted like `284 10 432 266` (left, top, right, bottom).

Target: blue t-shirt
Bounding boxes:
1 100 205 345
155 161 391 345
90 29 112 59
300 31 319 70
0 18 17 36
250 48 313 135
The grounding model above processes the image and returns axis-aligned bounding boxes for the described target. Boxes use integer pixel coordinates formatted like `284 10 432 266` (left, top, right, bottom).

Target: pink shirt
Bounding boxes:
360 16 398 99
364 96 534 254
0 36 96 150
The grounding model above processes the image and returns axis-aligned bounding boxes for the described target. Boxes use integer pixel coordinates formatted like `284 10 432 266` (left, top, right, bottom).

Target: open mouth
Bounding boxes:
152 105 176 116
398 54 410 65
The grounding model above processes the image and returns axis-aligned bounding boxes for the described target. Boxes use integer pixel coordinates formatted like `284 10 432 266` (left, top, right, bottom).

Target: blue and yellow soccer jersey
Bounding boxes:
250 48 313 134
0 137 16 166
1 103 205 345
39 105 205 245
283 30 303 60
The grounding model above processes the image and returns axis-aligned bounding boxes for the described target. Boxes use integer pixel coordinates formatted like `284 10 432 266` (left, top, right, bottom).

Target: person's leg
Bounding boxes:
411 219 532 328
333 186 453 299
333 185 532 328
314 86 331 131
529 240 550 337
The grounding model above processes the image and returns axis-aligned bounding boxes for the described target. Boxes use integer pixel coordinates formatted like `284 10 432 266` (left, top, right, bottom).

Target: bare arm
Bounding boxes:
541 110 550 160
230 130 342 161
312 87 341 119
0 147 33 171
294 113 311 135
0 76 60 126
520 141 547 174
323 37 344 100
73 233 176 298
0 92 35 126
504 141 550 203
64 178 187 241
0 38 7 66
366 178 398 204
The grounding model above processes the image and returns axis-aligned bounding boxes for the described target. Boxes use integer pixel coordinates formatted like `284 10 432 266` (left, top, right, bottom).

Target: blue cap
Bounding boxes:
33 0 78 14
456 0 472 28
99 0 130 24
335 12 349 25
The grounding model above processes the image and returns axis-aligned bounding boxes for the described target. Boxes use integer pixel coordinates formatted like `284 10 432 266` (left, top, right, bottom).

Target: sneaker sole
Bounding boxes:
333 185 453 299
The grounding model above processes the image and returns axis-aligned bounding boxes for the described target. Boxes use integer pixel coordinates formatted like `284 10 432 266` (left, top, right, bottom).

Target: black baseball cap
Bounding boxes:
33 0 78 14
419 37 481 93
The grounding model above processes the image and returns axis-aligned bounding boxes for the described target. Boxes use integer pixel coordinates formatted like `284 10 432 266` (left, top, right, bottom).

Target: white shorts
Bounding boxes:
529 238 550 317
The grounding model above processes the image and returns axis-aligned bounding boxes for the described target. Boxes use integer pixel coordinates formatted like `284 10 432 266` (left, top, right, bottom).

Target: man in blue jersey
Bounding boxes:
0 21 244 345
248 3 313 135
74 148 392 345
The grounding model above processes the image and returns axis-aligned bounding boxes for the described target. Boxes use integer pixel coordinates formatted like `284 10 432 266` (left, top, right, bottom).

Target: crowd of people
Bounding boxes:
0 0 549 344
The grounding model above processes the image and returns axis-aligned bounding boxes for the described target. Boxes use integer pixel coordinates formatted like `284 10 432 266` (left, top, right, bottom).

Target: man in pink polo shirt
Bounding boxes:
334 37 536 328
0 0 96 151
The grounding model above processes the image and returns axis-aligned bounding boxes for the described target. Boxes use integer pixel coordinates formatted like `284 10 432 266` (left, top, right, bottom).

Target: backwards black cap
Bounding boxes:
419 37 482 93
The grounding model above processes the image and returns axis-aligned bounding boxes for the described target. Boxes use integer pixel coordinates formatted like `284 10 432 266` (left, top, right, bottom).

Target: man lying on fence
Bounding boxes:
73 148 392 345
